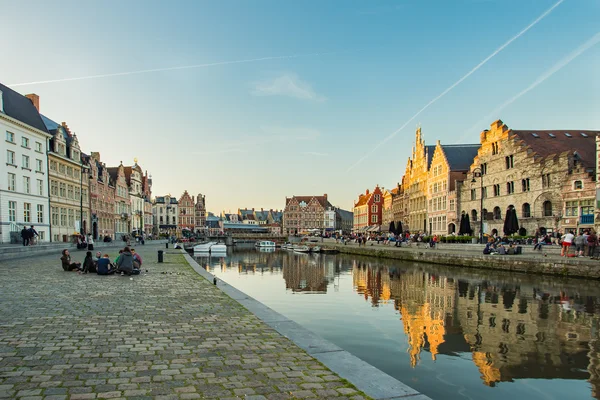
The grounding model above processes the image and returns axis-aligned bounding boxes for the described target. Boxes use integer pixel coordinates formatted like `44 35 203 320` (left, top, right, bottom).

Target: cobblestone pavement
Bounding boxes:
0 244 368 400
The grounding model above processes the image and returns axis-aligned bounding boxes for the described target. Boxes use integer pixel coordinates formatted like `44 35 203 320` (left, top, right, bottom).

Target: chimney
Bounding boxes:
25 94 40 112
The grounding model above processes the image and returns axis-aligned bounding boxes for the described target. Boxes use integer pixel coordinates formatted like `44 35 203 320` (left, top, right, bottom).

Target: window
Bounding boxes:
82 189 88 202
581 199 594 215
505 155 514 169
67 185 74 199
542 174 551 188
565 201 579 216
75 187 80 201
374 194 381 202
22 137 30 148
67 166 73 177
471 210 478 222
493 207 502 220
6 150 15 165
543 201 553 217
481 163 487 175
371 215 377 223
60 208 67 226
493 184 500 197
35 142 42 152
470 189 476 201
574 180 583 190
371 205 378 213
51 207 59 226
23 176 30 194
59 183 66 198
36 159 43 172
59 164 65 174
522 203 531 218
37 205 44 223
50 161 57 171
37 179 43 196
50 180 58 196
450 199 455 211
8 201 16 222
22 155 29 169
6 131 15 143
491 142 499 155
506 181 514 194
522 178 530 192
74 169 80 179
23 203 31 223
68 209 74 227
7 173 15 191
482 208 488 220
72 150 80 161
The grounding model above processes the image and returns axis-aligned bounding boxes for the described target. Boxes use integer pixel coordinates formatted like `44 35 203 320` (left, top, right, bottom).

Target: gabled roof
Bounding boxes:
354 193 369 207
0 83 47 133
441 144 480 171
286 196 332 209
511 130 598 168
425 145 436 170
254 211 269 221
106 167 119 185
336 209 353 220
270 211 283 222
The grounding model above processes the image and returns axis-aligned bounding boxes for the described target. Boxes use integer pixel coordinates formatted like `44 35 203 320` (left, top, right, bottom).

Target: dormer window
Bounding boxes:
574 180 583 190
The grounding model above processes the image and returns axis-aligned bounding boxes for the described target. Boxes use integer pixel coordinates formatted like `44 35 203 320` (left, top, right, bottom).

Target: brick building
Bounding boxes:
283 194 332 235
178 190 195 234
84 152 115 240
352 186 384 232
107 163 131 240
194 193 206 234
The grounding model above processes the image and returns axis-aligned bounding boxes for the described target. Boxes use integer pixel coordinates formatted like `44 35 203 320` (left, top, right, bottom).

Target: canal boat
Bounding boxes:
193 242 227 253
293 245 310 253
310 246 321 253
255 240 276 248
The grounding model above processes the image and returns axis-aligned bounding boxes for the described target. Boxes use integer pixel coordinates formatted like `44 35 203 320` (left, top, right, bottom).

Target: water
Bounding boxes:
194 246 600 400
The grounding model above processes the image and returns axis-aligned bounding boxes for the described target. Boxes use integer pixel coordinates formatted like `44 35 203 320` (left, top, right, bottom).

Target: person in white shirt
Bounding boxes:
561 230 575 257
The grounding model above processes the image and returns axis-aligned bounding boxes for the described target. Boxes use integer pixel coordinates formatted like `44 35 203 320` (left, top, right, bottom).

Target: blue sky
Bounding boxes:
2 0 599 213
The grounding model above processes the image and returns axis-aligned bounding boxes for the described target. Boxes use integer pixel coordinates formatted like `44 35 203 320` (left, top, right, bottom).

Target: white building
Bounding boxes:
0 85 52 243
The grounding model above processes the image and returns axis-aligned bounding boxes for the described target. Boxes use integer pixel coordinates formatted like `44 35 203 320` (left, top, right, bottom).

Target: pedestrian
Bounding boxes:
28 225 38 245
588 229 598 258
575 232 586 257
561 230 575 257
21 226 29 246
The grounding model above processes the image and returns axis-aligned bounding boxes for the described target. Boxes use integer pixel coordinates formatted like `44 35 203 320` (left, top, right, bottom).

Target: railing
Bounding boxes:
580 214 594 224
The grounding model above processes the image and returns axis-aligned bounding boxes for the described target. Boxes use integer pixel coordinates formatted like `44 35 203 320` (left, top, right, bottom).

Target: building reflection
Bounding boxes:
352 264 600 394
282 252 328 293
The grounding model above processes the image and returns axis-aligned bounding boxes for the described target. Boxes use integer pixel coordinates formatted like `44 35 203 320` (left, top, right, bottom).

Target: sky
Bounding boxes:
1 0 599 213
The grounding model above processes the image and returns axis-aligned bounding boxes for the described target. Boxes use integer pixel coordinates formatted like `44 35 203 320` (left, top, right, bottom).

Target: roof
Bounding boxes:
336 208 353 220
106 167 119 185
223 222 268 230
425 145 436 170
441 144 481 171
511 130 599 168
254 211 269 221
0 83 47 133
354 194 369 207
270 211 283 222
286 195 332 209
154 196 178 204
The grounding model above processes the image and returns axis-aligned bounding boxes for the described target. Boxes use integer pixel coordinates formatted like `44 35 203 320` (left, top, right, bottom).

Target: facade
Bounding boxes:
107 163 131 240
43 115 89 242
152 195 178 235
194 193 206 233
177 190 195 234
0 87 51 243
142 173 153 236
84 152 115 240
352 186 384 232
458 120 598 238
324 207 337 232
391 181 405 232
404 128 435 233
336 208 353 234
427 141 480 235
126 163 145 234
283 194 332 235
381 188 394 231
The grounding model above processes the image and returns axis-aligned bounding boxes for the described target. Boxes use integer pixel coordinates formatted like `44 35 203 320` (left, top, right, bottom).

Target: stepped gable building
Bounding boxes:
194 193 206 233
152 195 178 235
427 141 480 235
142 172 153 236
177 190 195 234
107 163 131 239
391 180 406 232
283 194 332 235
458 119 599 238
0 86 51 243
83 152 115 241
352 186 384 232
403 128 436 233
40 110 90 242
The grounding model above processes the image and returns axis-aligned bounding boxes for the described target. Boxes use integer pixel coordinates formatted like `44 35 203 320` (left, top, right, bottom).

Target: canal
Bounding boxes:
194 247 600 400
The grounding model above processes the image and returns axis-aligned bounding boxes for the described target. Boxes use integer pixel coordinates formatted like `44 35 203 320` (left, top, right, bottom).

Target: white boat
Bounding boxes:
193 242 227 253
255 240 276 248
293 245 310 253
310 246 321 253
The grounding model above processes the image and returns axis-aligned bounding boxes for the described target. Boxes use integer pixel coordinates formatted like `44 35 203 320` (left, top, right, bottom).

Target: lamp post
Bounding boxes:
471 167 484 244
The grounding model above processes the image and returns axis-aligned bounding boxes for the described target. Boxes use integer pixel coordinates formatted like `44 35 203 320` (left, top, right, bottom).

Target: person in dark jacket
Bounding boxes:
117 247 134 275
97 254 115 275
60 249 81 271
21 227 29 246
82 251 96 273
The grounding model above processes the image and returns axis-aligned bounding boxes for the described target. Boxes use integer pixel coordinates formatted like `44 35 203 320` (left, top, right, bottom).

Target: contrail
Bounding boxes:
346 0 564 172
8 51 343 87
456 31 600 144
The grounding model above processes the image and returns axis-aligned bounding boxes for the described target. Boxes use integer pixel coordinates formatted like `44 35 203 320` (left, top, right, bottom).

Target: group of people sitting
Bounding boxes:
60 246 144 276
483 242 522 255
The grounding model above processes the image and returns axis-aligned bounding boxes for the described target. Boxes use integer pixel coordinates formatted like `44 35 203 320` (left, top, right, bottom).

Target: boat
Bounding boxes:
255 240 276 248
293 245 310 253
310 246 321 253
193 242 227 253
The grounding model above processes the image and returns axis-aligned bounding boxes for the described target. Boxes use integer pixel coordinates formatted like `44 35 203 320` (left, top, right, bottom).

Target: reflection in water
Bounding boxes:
196 248 600 399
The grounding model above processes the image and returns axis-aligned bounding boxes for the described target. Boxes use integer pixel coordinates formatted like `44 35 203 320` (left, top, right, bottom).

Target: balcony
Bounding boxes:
580 214 594 225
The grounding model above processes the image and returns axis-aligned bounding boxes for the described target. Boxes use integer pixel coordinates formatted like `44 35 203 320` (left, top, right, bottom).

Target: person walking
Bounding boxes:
561 230 575 257
21 226 29 246
28 226 39 245
588 230 598 259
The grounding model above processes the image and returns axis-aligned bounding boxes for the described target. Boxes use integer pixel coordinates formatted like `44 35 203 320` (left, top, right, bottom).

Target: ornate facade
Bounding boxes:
353 186 384 232
404 128 434 233
85 152 114 240
153 195 178 235
107 163 131 240
177 190 195 234
194 193 206 233
283 194 332 235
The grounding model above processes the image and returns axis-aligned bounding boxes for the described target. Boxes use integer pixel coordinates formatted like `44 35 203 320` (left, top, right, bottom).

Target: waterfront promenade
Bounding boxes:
0 243 427 400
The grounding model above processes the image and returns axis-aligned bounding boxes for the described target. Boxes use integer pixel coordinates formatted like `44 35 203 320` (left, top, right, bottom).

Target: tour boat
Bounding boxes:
255 240 276 248
193 242 227 253
293 245 310 253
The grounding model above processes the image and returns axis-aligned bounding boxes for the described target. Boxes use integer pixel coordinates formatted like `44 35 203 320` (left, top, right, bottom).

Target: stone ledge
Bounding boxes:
182 250 431 400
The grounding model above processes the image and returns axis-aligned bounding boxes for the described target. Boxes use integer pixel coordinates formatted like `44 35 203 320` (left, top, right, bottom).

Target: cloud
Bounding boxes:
303 151 329 157
252 73 326 102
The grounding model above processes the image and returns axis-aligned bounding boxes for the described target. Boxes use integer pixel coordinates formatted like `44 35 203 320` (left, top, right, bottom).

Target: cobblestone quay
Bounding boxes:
0 244 371 400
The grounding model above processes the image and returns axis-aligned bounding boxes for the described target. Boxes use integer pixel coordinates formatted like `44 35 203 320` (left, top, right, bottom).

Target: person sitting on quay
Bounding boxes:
60 249 82 272
483 242 497 255
82 251 97 274
131 248 143 270
117 247 135 276
496 244 507 255
97 254 115 275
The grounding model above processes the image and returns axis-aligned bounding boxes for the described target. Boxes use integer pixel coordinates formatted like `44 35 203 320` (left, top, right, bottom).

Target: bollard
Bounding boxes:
158 250 164 263
166 242 169 249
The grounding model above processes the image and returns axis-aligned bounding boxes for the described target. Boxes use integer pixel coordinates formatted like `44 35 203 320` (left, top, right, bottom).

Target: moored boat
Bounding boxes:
310 246 321 253
293 245 310 253
194 242 226 253
255 240 276 248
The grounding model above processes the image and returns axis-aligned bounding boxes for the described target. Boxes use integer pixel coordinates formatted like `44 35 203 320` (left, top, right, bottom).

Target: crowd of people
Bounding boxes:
533 229 600 258
60 246 144 276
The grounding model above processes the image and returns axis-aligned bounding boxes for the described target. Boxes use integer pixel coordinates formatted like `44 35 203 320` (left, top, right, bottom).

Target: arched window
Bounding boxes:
448 223 456 235
493 207 501 220
522 203 531 218
482 208 488 220
543 201 552 217
471 209 478 222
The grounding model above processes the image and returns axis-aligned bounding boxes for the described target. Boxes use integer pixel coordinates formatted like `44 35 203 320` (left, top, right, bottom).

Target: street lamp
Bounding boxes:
471 167 484 244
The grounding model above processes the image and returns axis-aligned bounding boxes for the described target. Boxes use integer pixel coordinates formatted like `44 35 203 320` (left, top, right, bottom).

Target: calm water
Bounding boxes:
195 246 600 400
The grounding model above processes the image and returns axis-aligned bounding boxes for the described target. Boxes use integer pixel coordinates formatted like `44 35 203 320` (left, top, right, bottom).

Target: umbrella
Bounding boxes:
389 221 396 234
459 213 472 235
464 214 472 235
396 221 403 235
503 207 519 236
